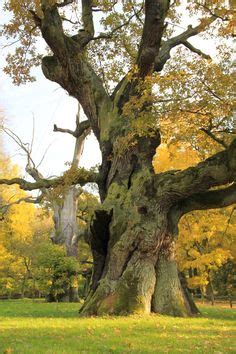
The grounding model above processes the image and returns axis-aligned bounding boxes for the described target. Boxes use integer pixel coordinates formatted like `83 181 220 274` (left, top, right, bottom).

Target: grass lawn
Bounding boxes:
0 300 235 353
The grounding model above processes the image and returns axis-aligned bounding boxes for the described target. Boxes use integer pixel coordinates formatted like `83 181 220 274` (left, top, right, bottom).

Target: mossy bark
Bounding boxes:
80 158 199 316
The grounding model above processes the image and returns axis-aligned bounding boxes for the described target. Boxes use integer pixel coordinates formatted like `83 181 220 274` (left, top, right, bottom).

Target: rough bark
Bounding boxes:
79 132 199 316
152 240 193 317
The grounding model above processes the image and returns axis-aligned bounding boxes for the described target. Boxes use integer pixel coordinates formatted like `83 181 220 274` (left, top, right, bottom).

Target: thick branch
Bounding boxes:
179 183 236 215
137 0 170 76
154 16 216 72
0 168 99 191
168 183 236 236
159 138 236 203
29 10 42 27
81 0 94 40
40 1 79 64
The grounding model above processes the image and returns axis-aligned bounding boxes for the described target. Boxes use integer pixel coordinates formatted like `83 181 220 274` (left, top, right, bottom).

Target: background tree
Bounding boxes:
0 1 235 316
177 207 235 303
0 144 95 300
0 104 94 301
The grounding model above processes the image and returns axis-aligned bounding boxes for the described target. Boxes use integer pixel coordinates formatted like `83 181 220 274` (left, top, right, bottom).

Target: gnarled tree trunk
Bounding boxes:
79 134 198 316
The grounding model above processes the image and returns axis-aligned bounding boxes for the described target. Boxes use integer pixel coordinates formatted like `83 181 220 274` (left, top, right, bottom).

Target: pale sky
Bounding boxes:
0 63 101 179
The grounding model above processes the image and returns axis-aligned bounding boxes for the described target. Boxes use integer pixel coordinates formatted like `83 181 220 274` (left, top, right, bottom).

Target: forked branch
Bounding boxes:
53 120 90 138
155 16 216 71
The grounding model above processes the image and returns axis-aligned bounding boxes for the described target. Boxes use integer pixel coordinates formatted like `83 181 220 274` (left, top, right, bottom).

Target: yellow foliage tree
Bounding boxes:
177 208 235 297
0 150 52 297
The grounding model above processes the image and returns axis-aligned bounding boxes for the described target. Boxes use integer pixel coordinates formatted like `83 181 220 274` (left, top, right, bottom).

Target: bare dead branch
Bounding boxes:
54 120 90 138
53 124 75 136
0 193 44 217
1 125 36 168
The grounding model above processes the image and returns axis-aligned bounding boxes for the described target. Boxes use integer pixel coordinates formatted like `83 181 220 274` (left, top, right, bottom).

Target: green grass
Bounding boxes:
0 300 235 353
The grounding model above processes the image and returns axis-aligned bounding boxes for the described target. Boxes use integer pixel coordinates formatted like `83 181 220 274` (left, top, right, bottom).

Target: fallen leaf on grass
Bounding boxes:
4 348 14 354
114 328 121 336
160 333 168 338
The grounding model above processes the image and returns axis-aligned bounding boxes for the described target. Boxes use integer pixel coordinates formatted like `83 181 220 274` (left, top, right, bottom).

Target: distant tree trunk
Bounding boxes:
49 106 90 302
49 187 79 301
178 272 200 315
206 276 215 306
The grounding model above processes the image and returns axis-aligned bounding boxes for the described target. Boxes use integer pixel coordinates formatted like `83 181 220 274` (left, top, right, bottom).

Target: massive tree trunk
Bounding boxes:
78 132 196 316
79 131 235 315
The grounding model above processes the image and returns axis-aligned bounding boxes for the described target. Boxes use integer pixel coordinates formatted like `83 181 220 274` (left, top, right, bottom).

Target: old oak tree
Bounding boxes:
1 1 235 315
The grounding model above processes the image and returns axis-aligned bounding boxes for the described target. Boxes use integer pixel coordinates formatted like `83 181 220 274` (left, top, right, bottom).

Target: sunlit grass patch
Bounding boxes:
0 300 235 353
